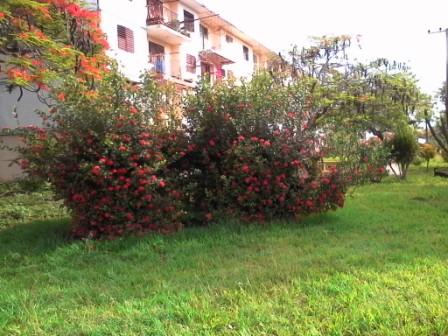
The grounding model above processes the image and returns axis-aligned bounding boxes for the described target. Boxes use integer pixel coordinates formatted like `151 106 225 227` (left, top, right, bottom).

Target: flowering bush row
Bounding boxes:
17 71 349 239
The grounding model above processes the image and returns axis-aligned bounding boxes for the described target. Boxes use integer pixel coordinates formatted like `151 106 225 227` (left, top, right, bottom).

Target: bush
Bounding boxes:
173 76 348 223
440 147 448 163
17 68 184 238
385 126 419 179
419 143 437 170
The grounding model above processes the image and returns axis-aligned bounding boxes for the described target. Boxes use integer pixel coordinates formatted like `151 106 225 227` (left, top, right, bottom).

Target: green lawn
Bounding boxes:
1 167 448 335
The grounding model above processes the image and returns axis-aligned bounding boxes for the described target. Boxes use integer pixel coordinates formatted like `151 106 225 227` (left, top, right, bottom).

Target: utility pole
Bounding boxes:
426 28 448 153
428 28 448 116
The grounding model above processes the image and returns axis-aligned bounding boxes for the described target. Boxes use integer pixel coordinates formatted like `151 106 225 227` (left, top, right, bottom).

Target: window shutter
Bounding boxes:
117 25 134 53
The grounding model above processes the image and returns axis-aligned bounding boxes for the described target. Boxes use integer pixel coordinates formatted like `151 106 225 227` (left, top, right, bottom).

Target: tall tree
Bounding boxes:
270 38 429 138
0 0 108 104
426 81 448 156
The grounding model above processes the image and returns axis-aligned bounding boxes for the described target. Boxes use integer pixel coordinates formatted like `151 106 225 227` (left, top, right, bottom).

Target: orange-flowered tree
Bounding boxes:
0 0 109 103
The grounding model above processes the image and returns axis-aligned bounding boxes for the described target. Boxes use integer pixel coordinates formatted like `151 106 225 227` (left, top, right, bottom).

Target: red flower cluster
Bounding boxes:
219 135 346 221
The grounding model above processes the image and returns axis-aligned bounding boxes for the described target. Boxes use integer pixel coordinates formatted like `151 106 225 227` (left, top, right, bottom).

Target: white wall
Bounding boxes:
100 0 149 81
219 31 256 80
177 3 202 83
0 88 46 129
0 136 24 182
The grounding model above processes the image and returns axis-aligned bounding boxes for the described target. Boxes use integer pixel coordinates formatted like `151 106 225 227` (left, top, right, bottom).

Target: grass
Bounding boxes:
0 167 448 335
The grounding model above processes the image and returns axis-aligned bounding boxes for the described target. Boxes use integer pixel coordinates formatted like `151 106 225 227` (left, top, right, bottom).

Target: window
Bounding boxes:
117 25 134 53
225 34 233 43
183 10 194 32
243 45 249 61
186 54 196 73
200 24 208 40
253 54 258 64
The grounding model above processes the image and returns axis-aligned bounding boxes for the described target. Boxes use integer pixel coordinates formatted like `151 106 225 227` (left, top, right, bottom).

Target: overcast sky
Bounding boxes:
200 0 448 97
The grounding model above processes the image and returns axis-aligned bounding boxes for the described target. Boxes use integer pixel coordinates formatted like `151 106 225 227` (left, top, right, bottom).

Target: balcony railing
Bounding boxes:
147 1 190 37
149 54 165 75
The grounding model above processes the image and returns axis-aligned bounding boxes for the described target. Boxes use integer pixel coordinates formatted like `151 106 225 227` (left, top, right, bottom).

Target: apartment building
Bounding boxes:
98 0 273 88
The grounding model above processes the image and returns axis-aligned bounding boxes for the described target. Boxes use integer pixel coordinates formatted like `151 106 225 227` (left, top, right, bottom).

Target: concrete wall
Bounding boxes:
177 2 203 82
0 136 24 182
0 69 47 182
0 87 46 129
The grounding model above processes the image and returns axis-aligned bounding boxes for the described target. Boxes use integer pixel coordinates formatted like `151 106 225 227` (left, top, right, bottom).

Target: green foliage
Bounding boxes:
419 143 437 170
425 81 448 160
274 37 427 183
413 155 424 166
327 131 390 185
441 149 448 163
386 126 419 179
15 65 349 237
13 35 431 237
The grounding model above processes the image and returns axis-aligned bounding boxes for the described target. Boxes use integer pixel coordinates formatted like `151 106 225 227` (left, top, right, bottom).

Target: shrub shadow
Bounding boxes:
0 218 72 257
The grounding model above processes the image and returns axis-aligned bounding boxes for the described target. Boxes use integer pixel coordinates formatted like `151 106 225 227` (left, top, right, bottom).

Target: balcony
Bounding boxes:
147 0 190 45
199 49 234 66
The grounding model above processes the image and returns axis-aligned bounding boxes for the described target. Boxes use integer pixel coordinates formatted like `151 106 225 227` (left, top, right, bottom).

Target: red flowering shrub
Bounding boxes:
17 68 184 238
172 75 348 224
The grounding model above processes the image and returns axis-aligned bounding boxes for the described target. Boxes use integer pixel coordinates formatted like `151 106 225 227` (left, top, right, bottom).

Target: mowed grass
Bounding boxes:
1 167 448 335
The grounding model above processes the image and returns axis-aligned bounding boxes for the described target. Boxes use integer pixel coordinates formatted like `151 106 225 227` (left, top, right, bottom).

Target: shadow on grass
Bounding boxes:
0 210 340 260
0 218 72 257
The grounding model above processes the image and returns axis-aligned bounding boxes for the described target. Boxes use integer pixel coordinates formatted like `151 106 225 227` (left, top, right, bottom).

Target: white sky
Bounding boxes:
200 0 448 97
